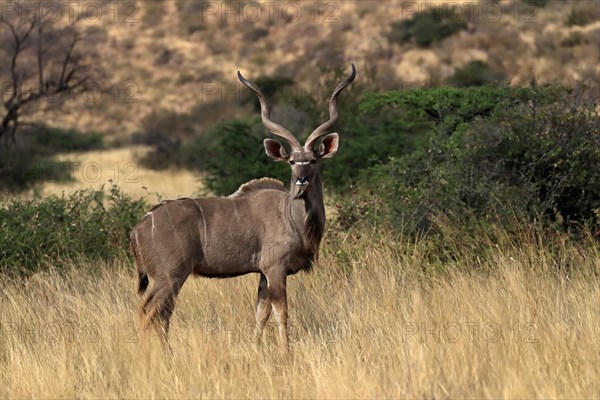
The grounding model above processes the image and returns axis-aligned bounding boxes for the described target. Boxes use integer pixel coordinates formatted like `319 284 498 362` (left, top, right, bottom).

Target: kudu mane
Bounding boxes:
229 177 285 197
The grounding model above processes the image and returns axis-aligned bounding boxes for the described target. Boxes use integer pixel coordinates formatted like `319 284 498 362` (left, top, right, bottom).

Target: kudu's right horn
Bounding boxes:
237 70 301 150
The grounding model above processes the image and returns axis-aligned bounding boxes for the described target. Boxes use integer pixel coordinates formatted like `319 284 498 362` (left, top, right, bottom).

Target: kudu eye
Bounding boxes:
289 161 295 165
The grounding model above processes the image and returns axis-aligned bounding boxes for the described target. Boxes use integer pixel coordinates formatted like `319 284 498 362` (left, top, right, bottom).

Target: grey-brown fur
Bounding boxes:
131 64 356 349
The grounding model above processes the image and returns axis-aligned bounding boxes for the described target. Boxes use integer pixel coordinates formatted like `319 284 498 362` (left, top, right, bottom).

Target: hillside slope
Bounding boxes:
4 0 600 140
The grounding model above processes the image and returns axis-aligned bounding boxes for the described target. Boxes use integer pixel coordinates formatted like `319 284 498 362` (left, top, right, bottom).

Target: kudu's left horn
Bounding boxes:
304 62 356 151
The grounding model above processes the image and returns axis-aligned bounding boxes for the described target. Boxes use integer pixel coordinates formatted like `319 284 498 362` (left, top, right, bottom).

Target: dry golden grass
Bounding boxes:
29 147 201 201
1 231 598 398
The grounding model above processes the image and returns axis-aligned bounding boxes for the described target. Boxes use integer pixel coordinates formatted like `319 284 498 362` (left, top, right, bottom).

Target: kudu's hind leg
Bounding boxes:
138 291 156 335
254 273 271 343
139 273 188 349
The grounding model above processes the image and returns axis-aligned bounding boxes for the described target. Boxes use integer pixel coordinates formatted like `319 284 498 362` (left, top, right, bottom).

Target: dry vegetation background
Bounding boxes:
7 0 597 200
4 0 599 199
29 147 200 199
1 0 600 398
40 0 600 140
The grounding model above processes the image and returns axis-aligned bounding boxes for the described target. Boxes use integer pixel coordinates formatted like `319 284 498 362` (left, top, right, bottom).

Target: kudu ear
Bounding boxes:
264 138 290 161
318 133 339 159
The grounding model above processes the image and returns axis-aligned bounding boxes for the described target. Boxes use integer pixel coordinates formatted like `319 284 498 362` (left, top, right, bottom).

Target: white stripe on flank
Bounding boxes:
151 213 156 238
231 198 240 221
194 200 208 256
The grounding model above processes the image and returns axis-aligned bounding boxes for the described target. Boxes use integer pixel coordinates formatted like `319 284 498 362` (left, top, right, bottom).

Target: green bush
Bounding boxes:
561 32 589 47
0 184 147 276
447 60 505 87
338 82 600 236
359 85 508 135
142 1 165 28
175 1 208 35
134 110 192 169
0 126 104 191
387 6 466 48
242 76 296 114
566 9 589 27
565 5 600 27
523 0 551 7
18 126 104 155
182 119 288 196
322 106 430 190
0 152 73 191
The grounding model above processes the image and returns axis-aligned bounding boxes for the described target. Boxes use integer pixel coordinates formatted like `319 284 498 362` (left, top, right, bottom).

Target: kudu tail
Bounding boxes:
138 271 149 295
130 230 149 295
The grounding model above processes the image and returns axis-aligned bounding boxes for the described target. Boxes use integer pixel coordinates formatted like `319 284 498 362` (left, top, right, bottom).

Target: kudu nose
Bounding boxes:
296 176 309 186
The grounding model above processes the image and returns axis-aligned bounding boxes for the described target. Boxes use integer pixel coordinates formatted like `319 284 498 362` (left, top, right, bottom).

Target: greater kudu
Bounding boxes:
131 63 356 349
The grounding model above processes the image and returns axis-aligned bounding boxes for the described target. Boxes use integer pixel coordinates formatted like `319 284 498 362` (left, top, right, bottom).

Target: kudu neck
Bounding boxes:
290 172 324 212
289 170 326 263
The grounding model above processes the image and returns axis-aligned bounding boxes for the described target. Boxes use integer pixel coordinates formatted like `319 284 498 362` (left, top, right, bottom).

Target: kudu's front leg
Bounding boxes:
267 269 289 350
